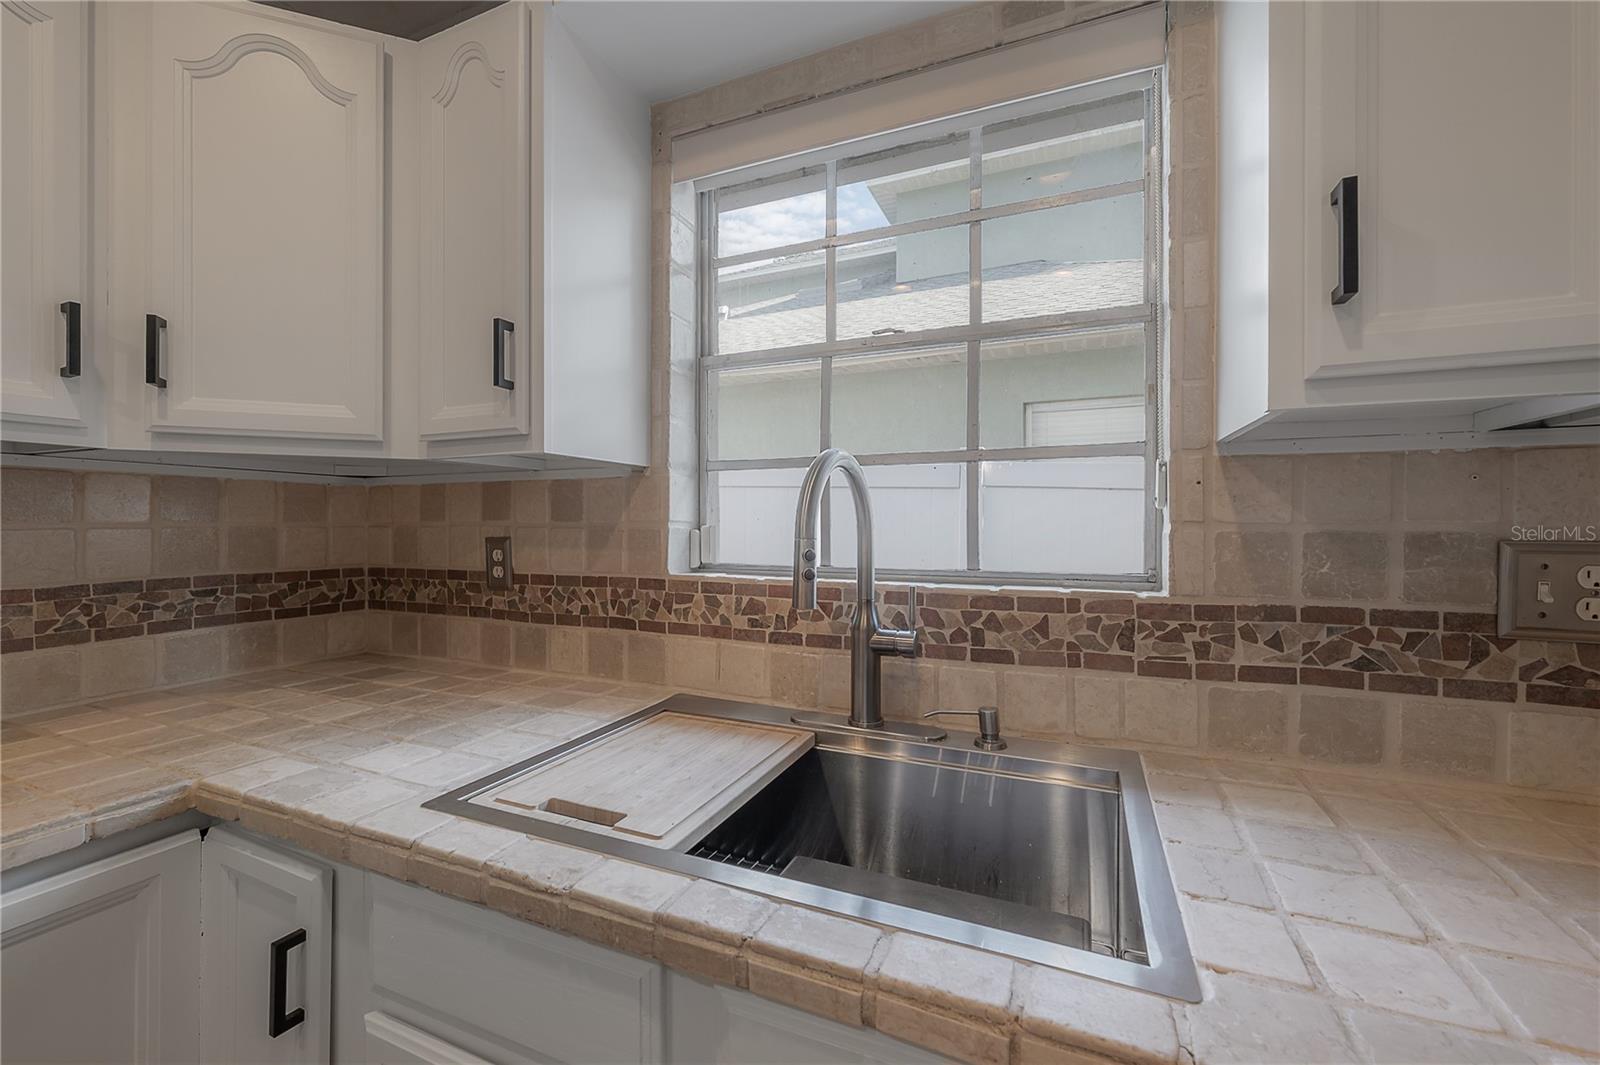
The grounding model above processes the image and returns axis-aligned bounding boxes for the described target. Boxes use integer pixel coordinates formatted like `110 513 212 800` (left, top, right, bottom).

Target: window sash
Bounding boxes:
694 71 1164 587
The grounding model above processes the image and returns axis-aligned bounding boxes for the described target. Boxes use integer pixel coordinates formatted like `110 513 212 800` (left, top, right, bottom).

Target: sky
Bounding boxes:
717 186 890 258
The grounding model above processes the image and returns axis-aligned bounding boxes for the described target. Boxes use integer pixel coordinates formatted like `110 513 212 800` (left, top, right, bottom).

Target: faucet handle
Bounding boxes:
903 584 920 630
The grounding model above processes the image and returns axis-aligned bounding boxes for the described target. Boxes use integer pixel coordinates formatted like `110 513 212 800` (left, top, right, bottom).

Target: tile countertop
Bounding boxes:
2 655 1598 1065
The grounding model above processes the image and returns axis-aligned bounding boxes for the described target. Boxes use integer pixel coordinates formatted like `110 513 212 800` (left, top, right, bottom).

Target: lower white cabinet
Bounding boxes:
0 830 202 1064
1 823 943 1065
200 827 334 1064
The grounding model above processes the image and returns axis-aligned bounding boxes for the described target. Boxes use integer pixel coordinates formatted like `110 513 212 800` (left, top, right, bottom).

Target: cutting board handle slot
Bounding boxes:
542 797 626 827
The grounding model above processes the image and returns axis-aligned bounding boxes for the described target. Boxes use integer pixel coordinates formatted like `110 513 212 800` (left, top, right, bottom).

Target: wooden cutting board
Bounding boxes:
473 712 812 849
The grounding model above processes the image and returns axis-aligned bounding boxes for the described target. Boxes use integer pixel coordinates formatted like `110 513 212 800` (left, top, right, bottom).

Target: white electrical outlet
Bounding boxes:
1580 597 1600 622
1579 564 1600 591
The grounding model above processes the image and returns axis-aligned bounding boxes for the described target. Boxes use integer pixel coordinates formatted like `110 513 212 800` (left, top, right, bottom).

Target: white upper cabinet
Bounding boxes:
417 1 531 440
1217 1 1600 451
1 0 96 439
143 2 384 441
1303 1 1598 379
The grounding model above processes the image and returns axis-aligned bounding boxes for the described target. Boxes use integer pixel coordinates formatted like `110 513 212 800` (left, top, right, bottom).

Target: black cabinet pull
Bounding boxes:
493 317 515 390
268 927 307 1038
1329 175 1359 305
144 314 168 388
59 301 82 378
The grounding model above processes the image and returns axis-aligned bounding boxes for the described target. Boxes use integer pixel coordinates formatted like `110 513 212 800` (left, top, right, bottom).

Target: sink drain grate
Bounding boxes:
688 843 786 876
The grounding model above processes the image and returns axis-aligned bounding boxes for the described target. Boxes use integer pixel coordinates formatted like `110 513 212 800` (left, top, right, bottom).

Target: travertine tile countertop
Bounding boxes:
2 654 1597 1064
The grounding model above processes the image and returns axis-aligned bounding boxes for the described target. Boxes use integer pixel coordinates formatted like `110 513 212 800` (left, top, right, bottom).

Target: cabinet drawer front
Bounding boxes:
368 875 662 1064
145 2 385 440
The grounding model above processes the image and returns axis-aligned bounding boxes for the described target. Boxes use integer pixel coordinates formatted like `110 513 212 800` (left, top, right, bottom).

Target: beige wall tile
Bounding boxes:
418 484 447 523
1125 678 1198 746
280 527 328 569
480 482 511 523
223 480 276 523
769 649 819 706
326 525 365 567
388 614 421 657
0 646 81 714
1507 711 1598 791
1207 687 1288 755
626 632 664 683
155 476 221 523
512 624 547 670
85 528 151 580
941 665 998 710
718 642 768 698
1513 447 1600 529
157 628 226 686
1401 532 1497 606
282 616 328 664
1301 454 1392 523
587 629 627 680
446 483 481 524
1298 693 1385 766
2 469 76 525
1301 531 1389 601
225 622 280 673
511 481 547 524
1000 668 1069 734
84 473 150 523
328 485 368 524
390 485 421 524
1400 700 1495 777
281 483 327 524
226 526 278 571
1074 674 1122 738
548 528 584 571
1403 451 1501 523
82 637 158 698
480 622 511 667
665 635 717 690
446 617 481 662
416 526 448 568
1209 456 1291 524
549 481 584 523
546 626 584 673
1210 531 1291 598
156 526 219 576
2 528 78 586
327 611 366 657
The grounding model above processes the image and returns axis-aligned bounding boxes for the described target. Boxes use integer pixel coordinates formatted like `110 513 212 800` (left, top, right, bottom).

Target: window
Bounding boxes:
694 70 1164 588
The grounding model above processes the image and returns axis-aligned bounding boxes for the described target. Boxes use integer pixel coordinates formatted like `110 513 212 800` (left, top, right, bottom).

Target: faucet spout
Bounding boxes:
791 449 915 730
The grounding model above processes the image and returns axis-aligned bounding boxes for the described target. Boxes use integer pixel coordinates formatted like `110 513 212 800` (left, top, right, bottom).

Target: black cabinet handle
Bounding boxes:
1329 175 1359 305
493 317 515 390
59 301 82 378
268 927 307 1038
144 314 168 388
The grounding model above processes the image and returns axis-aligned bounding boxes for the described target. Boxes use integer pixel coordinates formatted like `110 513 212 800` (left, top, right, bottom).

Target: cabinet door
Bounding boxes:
145 2 384 440
0 831 201 1064
1304 1 1599 378
1 0 94 434
664 972 949 1064
416 1 532 441
363 1011 494 1065
200 827 333 1065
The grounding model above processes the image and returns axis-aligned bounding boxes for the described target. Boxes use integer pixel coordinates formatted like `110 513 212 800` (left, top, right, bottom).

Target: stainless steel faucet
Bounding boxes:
789 449 945 740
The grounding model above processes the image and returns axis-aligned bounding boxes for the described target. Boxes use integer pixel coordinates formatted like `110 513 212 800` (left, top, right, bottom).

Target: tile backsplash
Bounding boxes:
2 4 1596 796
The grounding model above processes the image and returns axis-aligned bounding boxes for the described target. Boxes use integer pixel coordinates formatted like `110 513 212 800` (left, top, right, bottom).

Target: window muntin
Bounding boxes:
696 70 1164 588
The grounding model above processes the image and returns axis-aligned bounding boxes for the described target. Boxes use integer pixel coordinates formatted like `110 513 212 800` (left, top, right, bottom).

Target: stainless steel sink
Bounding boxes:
425 693 1200 1001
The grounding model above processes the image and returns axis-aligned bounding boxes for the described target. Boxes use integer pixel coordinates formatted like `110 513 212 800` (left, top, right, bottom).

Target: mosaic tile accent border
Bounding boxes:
1 569 368 653
364 569 1600 710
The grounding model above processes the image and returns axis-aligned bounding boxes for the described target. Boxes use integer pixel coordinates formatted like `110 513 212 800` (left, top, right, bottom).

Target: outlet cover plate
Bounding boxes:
484 536 512 592
1498 540 1600 643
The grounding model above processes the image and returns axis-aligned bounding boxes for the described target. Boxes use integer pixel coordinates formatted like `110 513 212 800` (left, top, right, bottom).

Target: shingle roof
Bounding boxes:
717 258 1143 354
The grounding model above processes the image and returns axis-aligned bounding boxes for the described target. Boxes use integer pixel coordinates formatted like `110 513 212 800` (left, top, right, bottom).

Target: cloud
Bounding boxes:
718 187 889 257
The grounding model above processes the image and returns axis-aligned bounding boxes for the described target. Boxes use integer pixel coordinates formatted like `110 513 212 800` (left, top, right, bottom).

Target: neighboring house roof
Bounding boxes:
717 258 1143 355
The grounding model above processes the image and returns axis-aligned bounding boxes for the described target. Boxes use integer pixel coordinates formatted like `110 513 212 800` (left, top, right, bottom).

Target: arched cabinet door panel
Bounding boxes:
417 1 532 441
145 2 384 441
1 0 95 439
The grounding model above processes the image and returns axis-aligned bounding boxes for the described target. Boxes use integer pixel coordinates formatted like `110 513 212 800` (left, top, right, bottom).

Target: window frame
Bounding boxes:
693 68 1166 590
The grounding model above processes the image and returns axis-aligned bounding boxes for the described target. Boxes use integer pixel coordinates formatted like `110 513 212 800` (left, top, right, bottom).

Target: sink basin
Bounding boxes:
425 693 1200 1001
